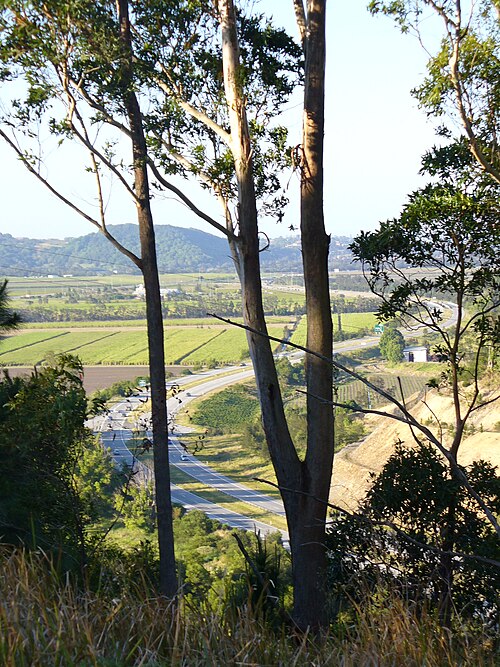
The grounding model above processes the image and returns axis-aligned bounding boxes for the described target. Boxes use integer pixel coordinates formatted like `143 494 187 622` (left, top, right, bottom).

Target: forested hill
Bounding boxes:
0 225 355 275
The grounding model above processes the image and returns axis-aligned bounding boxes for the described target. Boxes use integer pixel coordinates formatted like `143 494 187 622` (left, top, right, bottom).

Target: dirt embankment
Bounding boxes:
331 385 500 511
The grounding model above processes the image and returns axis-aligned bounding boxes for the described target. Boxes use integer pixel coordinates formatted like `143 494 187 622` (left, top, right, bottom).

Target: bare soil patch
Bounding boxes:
1 365 190 394
331 386 500 510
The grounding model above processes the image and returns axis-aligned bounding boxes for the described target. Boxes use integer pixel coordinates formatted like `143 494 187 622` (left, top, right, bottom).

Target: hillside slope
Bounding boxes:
331 385 500 510
0 227 356 275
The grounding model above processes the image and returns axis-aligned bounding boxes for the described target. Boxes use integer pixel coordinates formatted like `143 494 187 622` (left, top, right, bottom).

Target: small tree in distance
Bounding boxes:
0 280 21 333
379 327 405 363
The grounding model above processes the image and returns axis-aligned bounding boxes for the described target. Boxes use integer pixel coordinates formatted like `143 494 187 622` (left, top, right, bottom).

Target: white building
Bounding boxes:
403 346 428 363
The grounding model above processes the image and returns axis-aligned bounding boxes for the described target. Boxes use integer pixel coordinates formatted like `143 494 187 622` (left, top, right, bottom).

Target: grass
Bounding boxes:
0 330 68 356
178 369 429 495
168 466 287 531
0 331 118 366
22 319 150 328
168 325 286 365
190 384 260 431
20 315 293 329
1 323 288 366
291 313 379 347
175 418 281 500
0 547 496 666
132 435 286 531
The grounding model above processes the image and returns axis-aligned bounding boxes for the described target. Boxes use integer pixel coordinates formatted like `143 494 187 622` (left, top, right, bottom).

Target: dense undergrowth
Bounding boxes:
1 547 497 666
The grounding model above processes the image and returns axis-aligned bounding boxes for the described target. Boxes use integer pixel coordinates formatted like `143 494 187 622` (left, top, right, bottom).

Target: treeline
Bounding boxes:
17 305 148 322
17 293 376 323
0 227 358 276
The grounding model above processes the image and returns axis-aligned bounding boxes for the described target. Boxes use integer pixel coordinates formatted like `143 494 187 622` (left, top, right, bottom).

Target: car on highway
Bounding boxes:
180 454 189 461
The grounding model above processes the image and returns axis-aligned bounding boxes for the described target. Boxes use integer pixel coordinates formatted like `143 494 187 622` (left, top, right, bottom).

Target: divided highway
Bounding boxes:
90 370 288 543
90 299 458 544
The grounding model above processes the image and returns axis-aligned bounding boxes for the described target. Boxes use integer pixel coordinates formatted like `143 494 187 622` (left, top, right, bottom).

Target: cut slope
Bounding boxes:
331 385 500 510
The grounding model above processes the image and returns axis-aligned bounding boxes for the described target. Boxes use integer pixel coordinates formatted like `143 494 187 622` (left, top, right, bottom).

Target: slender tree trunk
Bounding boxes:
219 0 333 629
117 0 177 598
436 503 456 628
294 0 333 629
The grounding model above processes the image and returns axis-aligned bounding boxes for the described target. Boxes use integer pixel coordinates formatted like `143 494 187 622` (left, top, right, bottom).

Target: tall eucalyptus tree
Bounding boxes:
0 0 177 596
0 0 333 627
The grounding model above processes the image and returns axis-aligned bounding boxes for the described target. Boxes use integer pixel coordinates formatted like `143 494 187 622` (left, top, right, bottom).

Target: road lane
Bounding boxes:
90 301 459 540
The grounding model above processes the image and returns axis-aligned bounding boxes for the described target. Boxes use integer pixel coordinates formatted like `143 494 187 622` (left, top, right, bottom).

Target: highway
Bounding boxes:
91 381 288 543
91 298 458 542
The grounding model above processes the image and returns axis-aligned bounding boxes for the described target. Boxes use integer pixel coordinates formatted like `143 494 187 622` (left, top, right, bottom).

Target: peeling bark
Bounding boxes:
219 0 333 629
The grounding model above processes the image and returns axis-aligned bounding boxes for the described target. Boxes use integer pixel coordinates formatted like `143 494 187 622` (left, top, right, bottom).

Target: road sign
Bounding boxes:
374 324 384 334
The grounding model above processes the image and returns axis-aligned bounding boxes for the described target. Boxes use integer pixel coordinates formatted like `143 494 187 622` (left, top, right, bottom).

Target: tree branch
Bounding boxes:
154 68 232 146
0 129 142 268
254 478 500 569
207 313 500 538
146 159 237 241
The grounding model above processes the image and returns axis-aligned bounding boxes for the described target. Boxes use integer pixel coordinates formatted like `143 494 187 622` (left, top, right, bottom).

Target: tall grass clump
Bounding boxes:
0 546 497 666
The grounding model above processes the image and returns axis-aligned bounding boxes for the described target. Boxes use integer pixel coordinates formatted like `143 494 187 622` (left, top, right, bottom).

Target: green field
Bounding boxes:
0 324 288 366
291 313 379 347
181 325 284 364
6 273 234 292
21 315 292 329
336 373 428 409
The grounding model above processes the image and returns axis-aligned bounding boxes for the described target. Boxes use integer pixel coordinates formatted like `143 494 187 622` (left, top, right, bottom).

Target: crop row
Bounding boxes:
181 325 285 365
336 374 428 409
0 325 287 366
22 314 293 329
0 331 68 354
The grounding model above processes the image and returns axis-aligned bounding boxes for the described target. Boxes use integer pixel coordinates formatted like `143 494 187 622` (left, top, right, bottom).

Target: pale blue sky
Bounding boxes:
0 1 440 242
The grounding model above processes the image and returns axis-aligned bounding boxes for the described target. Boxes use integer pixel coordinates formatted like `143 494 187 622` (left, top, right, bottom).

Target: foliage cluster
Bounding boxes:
328 442 500 626
0 351 290 615
0 355 117 568
379 327 405 363
191 384 260 434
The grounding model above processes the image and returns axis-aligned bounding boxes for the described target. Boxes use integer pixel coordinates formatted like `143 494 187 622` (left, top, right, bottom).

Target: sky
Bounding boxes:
0 1 441 242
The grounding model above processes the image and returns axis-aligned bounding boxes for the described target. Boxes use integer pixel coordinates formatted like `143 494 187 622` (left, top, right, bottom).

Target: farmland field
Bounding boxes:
336 373 428 409
291 312 379 347
181 325 286 365
21 315 293 329
0 331 121 366
0 324 289 366
0 331 69 355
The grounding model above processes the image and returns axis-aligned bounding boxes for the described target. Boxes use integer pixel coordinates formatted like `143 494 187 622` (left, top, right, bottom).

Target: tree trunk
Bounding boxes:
117 0 177 598
219 0 333 629
295 0 333 628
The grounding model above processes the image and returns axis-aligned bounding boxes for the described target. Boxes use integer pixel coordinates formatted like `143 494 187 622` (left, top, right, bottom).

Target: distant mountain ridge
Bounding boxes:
0 224 355 276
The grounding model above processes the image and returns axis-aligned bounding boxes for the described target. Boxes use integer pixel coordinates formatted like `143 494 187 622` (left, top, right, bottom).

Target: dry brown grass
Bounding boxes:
0 547 496 666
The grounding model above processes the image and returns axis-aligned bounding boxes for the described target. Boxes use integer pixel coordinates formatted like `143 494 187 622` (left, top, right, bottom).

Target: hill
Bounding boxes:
331 384 500 510
0 226 355 275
